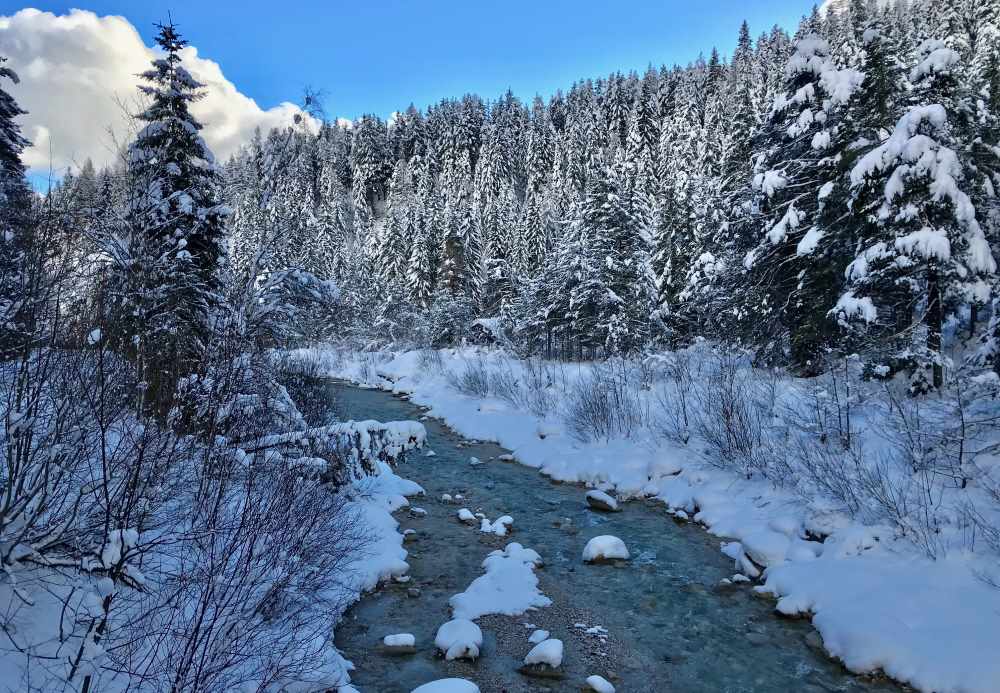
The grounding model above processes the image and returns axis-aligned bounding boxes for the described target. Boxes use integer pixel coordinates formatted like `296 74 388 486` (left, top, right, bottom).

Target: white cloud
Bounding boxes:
0 8 316 174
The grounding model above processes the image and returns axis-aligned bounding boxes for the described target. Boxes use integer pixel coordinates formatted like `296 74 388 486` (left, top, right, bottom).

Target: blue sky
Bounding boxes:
4 1 816 119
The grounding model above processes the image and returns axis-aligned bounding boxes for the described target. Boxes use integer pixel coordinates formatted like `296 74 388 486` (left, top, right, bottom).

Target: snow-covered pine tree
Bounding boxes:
0 55 33 358
838 38 997 389
742 34 863 373
121 23 230 407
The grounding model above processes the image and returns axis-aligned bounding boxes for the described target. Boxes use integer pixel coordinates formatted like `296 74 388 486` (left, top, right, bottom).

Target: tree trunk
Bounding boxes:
927 266 943 389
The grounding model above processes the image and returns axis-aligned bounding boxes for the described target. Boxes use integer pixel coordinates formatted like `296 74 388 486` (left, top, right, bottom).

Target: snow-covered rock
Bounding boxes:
409 507 427 518
528 629 549 644
582 535 630 563
585 490 620 512
457 508 477 525
411 679 480 693
434 619 483 661
498 453 515 462
524 638 563 668
585 675 616 692
469 456 485 466
382 633 416 654
450 543 550 620
479 515 514 536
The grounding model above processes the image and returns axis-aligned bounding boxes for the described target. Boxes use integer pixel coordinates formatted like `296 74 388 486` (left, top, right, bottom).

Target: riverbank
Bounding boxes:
290 346 1000 693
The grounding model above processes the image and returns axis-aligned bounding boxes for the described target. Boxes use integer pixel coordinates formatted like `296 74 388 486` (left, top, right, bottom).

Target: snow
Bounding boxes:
479 514 514 536
523 638 563 668
411 679 480 693
434 619 483 660
585 675 616 692
758 553 1000 693
450 542 551 620
528 629 550 644
585 489 619 511
582 535 630 562
383 633 415 647
833 291 877 323
457 508 476 524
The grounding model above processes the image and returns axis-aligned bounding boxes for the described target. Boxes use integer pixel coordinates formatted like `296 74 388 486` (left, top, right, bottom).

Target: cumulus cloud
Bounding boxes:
0 8 315 174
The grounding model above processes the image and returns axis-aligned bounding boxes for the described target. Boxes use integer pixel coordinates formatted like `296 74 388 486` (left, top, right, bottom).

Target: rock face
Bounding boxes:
585 490 620 512
382 633 416 654
582 536 630 563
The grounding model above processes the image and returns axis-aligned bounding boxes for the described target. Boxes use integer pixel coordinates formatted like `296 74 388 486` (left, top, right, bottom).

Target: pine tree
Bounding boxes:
742 34 863 373
120 22 230 407
0 55 33 358
838 39 997 389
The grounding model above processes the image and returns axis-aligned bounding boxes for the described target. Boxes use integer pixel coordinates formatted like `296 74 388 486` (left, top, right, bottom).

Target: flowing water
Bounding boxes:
330 382 900 693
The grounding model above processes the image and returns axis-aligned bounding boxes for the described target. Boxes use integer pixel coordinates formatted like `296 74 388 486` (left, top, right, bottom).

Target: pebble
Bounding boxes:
407 588 421 598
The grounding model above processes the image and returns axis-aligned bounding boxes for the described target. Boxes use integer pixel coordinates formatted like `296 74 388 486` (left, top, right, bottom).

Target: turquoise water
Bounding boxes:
330 382 899 693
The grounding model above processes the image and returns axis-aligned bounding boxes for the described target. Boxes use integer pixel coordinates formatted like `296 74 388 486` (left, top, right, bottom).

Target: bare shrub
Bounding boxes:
444 355 492 398
563 360 646 442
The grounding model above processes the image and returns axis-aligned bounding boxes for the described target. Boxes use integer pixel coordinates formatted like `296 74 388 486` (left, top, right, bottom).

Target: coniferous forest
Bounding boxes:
3 1 1000 692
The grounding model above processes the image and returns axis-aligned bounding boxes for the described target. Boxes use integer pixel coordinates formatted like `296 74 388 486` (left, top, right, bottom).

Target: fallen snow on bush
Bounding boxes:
450 543 550 620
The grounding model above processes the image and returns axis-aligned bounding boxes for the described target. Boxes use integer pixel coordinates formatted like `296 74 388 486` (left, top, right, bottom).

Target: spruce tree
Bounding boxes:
0 56 33 358
838 40 997 389
122 22 230 407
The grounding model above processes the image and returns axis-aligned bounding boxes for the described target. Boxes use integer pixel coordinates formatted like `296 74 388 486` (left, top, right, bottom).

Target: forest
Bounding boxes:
2 0 1000 691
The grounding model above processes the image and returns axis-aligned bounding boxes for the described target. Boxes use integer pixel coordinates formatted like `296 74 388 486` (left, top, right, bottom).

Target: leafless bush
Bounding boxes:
652 351 700 445
445 355 492 398
564 360 646 442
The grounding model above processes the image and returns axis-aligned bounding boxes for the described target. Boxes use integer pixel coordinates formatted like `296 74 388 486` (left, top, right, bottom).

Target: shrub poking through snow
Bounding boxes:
434 619 483 660
582 535 630 563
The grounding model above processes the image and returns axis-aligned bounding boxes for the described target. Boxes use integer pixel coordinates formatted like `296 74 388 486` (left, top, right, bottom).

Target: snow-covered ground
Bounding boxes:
289 344 1000 693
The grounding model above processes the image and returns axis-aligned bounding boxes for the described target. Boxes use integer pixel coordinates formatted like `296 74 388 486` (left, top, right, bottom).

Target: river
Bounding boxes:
330 381 899 693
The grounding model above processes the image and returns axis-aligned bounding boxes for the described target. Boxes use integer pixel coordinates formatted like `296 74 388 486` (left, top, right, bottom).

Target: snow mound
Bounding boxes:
434 619 483 661
411 679 480 693
450 543 550 620
528 629 549 644
582 535 630 562
524 638 563 668
479 515 514 536
383 633 415 647
457 508 476 524
585 675 616 692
